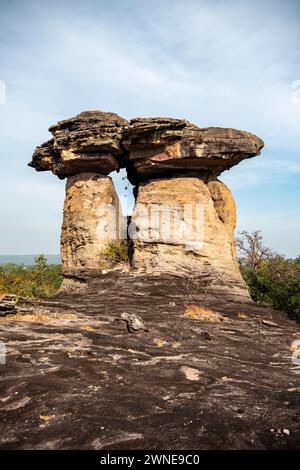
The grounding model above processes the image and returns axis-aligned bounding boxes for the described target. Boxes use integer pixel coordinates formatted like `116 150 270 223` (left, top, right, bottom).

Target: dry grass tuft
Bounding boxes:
39 415 52 421
238 312 249 319
0 311 77 323
183 304 223 323
153 338 167 347
79 324 94 331
0 312 52 323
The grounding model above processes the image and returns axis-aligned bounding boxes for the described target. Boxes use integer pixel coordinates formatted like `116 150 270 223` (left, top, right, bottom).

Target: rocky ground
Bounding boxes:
0 272 300 450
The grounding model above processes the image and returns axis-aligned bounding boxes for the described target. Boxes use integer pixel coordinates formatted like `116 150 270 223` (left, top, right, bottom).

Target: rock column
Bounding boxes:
61 172 121 270
29 111 128 273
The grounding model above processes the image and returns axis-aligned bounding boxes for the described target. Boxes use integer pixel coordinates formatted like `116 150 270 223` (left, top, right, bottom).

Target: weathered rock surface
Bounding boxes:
123 117 264 183
29 113 263 181
130 177 248 299
0 273 299 450
0 301 16 316
61 173 123 272
29 111 128 177
207 179 237 236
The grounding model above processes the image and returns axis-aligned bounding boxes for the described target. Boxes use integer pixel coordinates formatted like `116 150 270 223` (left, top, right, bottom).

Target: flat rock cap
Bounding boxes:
123 117 264 183
29 112 264 181
29 111 128 178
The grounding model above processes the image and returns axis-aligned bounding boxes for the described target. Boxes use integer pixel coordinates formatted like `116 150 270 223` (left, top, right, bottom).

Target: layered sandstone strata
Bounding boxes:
123 117 263 184
29 111 128 178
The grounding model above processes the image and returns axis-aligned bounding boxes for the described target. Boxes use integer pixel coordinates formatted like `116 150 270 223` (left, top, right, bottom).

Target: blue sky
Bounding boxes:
0 0 299 256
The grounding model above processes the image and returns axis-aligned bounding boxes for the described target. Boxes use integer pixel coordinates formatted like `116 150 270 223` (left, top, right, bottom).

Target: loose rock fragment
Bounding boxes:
262 319 280 328
120 312 148 333
0 302 16 317
180 366 202 381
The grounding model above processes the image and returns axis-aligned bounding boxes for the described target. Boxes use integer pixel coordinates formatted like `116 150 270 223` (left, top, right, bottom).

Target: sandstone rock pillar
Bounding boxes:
124 118 264 299
61 172 121 270
29 111 128 273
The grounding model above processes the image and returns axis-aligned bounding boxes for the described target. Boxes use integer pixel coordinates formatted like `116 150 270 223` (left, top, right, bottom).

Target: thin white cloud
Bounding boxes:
222 157 300 189
0 0 299 255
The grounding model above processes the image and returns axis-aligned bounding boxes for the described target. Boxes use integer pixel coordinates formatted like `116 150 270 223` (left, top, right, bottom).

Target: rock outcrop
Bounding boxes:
1 276 299 450
129 177 247 295
29 111 128 272
29 111 264 299
0 300 16 316
61 172 123 271
125 117 263 298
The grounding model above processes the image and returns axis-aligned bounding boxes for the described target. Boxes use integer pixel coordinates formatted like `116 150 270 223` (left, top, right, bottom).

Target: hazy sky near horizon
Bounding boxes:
0 0 299 256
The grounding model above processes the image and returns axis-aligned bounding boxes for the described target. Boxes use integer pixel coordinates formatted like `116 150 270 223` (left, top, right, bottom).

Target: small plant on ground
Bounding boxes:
99 241 129 269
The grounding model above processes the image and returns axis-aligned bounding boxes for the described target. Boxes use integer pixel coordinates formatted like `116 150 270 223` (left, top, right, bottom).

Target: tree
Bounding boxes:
236 232 300 321
34 254 48 271
236 230 273 270
240 256 300 321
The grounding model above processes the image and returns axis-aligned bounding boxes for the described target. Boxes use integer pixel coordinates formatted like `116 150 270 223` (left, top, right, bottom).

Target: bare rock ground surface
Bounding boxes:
0 272 299 450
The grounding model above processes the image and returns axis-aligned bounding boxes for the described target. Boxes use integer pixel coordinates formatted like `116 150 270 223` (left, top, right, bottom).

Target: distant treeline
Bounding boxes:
0 254 61 266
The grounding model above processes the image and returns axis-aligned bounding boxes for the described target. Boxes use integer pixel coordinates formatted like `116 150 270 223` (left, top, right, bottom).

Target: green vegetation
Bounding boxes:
1 234 299 322
237 231 300 321
0 255 62 299
99 241 129 269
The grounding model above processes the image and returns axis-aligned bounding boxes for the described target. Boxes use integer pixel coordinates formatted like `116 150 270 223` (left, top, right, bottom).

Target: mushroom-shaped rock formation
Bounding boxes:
29 111 128 273
126 117 264 300
29 111 264 301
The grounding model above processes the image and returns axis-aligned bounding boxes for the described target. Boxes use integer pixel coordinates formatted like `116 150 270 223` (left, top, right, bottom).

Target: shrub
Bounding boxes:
0 255 62 299
99 241 128 268
240 256 300 321
236 230 300 321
